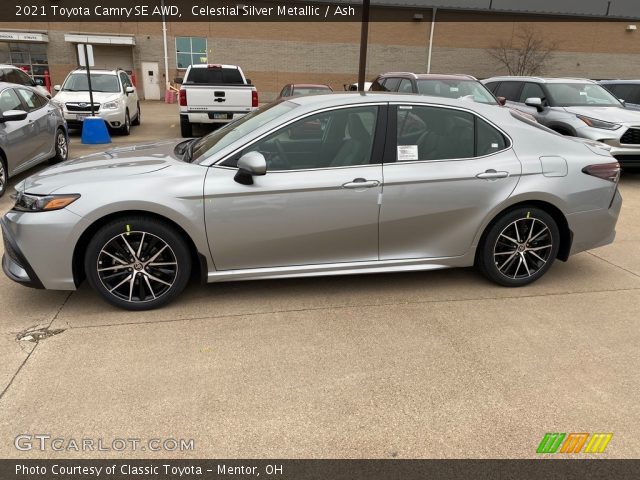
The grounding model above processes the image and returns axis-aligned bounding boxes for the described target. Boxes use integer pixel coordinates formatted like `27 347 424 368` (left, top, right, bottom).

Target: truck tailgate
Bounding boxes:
186 85 253 111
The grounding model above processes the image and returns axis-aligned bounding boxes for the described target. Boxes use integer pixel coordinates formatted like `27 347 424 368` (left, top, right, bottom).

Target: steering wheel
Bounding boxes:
272 138 291 169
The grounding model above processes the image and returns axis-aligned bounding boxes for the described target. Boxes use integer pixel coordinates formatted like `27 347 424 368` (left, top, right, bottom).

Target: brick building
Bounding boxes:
1 0 639 101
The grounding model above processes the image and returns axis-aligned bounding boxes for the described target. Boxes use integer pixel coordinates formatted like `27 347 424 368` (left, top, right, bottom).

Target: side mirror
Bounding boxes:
497 96 507 106
0 110 28 123
234 151 267 185
125 86 135 94
53 85 61 92
525 97 544 112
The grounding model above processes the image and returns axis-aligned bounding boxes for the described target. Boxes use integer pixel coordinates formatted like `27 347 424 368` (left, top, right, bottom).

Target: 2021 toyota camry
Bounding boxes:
1 93 621 310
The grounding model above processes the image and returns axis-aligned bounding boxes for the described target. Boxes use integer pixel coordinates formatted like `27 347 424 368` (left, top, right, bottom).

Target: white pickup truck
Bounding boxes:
178 64 258 137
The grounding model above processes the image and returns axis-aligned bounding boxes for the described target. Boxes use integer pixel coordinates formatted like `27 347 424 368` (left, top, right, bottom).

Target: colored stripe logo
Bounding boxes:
537 433 612 454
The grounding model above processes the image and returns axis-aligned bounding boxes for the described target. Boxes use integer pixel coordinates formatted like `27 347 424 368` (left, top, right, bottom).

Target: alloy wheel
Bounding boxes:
56 131 68 159
493 217 553 279
96 231 178 303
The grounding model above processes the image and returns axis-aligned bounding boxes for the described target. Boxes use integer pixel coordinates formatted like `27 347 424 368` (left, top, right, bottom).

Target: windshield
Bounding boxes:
191 100 299 162
545 83 622 107
293 87 331 96
416 79 497 105
62 73 120 93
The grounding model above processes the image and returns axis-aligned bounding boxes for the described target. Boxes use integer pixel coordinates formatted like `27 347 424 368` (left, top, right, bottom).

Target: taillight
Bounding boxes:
252 90 259 108
179 89 187 106
582 162 620 183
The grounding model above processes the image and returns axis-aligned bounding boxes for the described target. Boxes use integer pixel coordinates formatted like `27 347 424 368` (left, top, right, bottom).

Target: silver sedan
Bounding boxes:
0 81 68 197
1 93 621 310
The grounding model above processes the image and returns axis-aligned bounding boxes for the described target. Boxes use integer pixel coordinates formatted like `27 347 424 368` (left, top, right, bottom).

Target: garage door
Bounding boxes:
88 45 133 72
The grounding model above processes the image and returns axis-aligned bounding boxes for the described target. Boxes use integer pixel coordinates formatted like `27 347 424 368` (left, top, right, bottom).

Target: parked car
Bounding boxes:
0 64 51 98
371 72 501 104
598 80 640 111
51 68 140 135
1 93 621 310
0 82 68 197
178 64 258 137
483 76 640 166
278 83 332 99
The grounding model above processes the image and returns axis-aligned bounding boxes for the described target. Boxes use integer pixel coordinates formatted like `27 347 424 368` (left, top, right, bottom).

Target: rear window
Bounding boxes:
185 67 245 84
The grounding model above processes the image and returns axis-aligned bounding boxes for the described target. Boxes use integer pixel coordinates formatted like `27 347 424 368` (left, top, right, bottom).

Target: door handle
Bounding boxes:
476 169 509 180
342 178 380 189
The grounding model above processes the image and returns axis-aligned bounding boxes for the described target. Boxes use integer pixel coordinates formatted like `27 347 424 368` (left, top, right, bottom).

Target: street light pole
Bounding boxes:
357 0 371 91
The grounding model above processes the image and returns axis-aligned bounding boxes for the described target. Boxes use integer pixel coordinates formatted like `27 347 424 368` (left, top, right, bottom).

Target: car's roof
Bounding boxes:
598 79 640 84
292 84 331 88
0 81 33 89
0 64 23 69
379 72 477 81
484 76 597 84
189 64 239 69
70 69 119 75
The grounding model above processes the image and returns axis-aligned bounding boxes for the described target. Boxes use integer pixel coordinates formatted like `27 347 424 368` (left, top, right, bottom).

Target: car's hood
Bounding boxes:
17 139 188 195
564 106 640 124
53 90 121 104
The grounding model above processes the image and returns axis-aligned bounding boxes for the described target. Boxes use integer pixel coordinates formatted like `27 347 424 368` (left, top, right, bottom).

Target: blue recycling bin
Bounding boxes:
81 116 111 144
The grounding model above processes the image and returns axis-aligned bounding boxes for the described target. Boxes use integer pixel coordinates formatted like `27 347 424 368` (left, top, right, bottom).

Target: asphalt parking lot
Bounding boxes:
0 101 639 459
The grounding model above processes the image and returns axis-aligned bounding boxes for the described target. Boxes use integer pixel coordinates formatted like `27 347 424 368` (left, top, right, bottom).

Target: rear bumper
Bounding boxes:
567 188 622 255
183 111 251 124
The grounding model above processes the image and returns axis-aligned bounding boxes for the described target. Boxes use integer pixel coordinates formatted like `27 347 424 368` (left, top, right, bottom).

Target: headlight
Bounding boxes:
11 192 80 212
576 115 621 130
101 100 121 110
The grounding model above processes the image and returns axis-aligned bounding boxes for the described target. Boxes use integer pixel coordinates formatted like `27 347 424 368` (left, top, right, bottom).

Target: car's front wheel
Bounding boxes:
0 155 7 198
476 207 560 287
132 102 141 126
49 128 68 164
120 110 131 136
84 216 191 310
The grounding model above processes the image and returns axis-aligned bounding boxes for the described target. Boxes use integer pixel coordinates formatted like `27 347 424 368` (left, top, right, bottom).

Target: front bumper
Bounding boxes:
63 108 126 129
1 219 44 289
1 209 87 291
567 188 622 256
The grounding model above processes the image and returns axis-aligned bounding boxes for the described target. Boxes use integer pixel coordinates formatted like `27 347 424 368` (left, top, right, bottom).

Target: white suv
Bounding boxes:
52 68 140 135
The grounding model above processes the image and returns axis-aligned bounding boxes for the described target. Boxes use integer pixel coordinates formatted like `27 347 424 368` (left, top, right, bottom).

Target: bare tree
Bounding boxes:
486 25 557 76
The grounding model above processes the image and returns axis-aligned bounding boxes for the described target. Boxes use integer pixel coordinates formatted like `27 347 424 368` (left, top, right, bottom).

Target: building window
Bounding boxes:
0 42 49 86
175 37 207 70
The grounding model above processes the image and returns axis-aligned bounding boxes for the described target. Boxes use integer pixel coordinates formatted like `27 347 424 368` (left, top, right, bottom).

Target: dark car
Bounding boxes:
598 80 640 111
370 72 504 105
277 83 332 100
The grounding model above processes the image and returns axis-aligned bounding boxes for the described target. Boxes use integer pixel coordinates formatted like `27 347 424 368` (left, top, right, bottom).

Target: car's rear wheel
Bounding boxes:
84 216 191 310
132 102 141 126
120 110 131 136
180 115 192 137
49 128 68 164
0 155 7 198
476 207 560 287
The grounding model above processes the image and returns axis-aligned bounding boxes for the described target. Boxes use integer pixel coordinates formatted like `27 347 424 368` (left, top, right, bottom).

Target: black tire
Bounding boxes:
0 155 7 198
476 206 560 287
120 110 131 135
180 115 193 137
49 128 68 164
84 216 191 310
131 102 141 126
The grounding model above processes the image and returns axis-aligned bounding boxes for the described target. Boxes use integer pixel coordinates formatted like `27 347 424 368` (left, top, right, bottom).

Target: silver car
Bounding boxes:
0 81 68 197
483 76 640 166
1 93 621 310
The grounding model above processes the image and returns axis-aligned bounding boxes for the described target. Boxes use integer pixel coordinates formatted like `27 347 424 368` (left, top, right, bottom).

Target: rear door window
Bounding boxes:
383 77 401 92
495 81 522 102
398 79 414 93
186 67 244 84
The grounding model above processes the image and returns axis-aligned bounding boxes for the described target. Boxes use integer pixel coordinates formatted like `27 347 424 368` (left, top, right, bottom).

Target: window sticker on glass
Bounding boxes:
491 143 499 148
397 145 419 161
450 87 459 92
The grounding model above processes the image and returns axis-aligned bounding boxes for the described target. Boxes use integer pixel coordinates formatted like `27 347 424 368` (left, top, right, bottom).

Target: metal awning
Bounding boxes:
64 34 135 46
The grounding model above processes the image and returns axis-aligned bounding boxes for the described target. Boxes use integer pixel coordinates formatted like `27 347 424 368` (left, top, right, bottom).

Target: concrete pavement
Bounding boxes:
0 102 639 458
